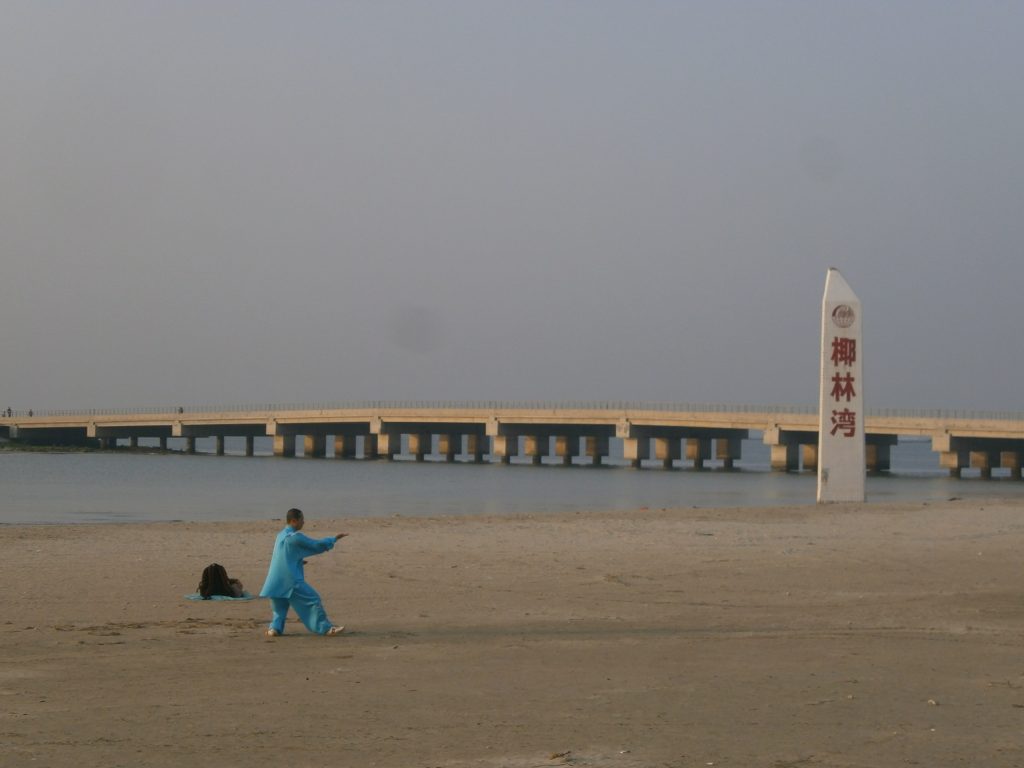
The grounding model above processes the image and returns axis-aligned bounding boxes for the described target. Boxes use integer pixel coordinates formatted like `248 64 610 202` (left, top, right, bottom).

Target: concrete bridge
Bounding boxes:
1 401 1023 477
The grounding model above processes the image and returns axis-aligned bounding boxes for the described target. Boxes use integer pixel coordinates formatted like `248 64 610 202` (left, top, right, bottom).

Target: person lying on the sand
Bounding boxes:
197 563 245 599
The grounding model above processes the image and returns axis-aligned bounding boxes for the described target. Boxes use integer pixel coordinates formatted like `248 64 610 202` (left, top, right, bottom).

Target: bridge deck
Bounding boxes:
2 403 1022 476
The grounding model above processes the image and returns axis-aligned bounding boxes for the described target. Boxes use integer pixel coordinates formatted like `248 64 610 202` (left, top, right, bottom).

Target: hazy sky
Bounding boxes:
2 2 1021 411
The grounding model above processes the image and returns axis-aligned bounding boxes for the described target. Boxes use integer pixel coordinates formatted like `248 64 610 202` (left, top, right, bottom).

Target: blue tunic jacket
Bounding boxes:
259 525 336 599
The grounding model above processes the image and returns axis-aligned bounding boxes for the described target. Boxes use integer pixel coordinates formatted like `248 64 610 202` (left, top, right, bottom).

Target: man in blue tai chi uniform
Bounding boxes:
259 508 348 637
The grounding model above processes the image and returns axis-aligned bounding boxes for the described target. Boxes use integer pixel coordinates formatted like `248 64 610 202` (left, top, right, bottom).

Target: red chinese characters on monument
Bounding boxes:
831 337 856 367
830 408 856 437
829 336 857 437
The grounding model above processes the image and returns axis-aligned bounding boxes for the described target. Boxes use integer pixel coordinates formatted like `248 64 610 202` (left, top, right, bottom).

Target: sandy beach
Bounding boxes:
3 499 1024 767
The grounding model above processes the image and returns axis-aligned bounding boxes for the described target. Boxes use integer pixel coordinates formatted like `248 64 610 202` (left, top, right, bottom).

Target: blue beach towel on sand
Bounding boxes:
184 592 256 601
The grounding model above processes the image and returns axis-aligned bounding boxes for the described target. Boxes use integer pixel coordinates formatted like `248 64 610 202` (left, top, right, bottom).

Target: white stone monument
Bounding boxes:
817 268 865 502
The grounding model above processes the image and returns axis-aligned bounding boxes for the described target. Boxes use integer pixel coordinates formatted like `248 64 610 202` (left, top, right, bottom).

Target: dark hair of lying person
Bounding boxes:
198 563 234 599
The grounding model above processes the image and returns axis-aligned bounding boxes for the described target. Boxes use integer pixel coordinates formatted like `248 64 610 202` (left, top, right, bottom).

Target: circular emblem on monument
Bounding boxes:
832 304 855 328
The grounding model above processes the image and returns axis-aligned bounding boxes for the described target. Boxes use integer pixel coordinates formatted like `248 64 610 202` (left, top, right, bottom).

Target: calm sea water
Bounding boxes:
2 436 1023 525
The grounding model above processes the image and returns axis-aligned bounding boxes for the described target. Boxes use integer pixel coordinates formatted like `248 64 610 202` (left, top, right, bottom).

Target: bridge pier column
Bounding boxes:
467 434 489 463
770 443 799 472
339 436 360 460
653 437 680 469
493 435 519 464
380 433 402 460
865 443 890 473
764 427 805 472
100 437 116 450
939 450 967 477
584 435 609 466
158 437 168 450
128 436 138 449
183 436 196 455
716 437 742 469
522 436 550 465
214 436 225 456
802 444 818 472
555 435 577 466
334 434 357 459
685 438 711 470
569 436 590 465
273 434 295 458
304 434 326 458
407 433 429 462
623 437 650 469
437 434 459 462
933 434 968 478
244 436 254 456
865 436 896 473
1000 451 1022 479
970 450 997 479
362 434 380 459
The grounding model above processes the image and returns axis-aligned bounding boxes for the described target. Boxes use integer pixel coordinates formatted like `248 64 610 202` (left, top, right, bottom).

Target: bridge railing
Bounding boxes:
0 401 816 417
867 407 1024 421
2 401 1022 421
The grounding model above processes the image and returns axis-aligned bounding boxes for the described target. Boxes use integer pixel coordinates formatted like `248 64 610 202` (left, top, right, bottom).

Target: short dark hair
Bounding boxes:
286 508 304 523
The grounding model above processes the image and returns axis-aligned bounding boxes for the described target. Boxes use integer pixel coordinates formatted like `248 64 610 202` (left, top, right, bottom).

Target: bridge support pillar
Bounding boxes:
939 450 968 477
100 437 116 450
245 436 254 456
555 435 577 466
407 433 429 462
334 434 357 459
569 436 590 465
864 435 897 473
1000 451 1022 479
183 436 196 455
304 434 326 458
716 437 742 469
128 436 138 449
764 427 808 472
362 434 380 459
801 444 818 472
273 434 295 458
970 450 997 479
623 437 650 469
437 434 459 462
770 443 799 472
685 438 711 470
522 436 550 465
493 435 519 464
467 434 488 463
865 443 891 473
584 435 609 466
934 434 971 477
158 437 167 450
999 450 1024 481
653 437 680 469
380 433 402 460
214 436 224 456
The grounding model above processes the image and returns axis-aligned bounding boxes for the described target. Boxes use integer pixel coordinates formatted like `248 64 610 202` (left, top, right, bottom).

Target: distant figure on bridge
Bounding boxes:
4 408 10 417
177 406 184 414
259 508 348 638
27 409 32 417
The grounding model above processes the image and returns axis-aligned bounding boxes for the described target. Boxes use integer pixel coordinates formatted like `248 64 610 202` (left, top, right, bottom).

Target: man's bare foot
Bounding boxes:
326 626 345 636
264 628 280 638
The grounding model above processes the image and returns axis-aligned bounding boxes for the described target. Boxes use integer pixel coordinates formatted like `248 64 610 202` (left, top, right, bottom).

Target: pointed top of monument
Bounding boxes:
823 268 859 304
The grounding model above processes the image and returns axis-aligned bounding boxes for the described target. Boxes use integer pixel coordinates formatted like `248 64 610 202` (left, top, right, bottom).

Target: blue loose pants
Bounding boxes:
268 582 333 635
